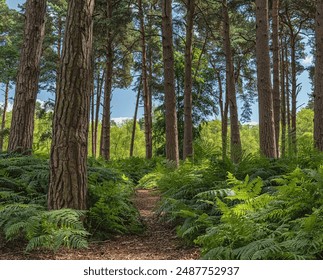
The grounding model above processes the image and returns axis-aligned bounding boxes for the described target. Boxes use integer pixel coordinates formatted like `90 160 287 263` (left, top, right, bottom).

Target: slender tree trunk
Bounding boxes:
90 59 96 158
161 0 179 166
285 45 292 156
8 0 46 154
272 0 280 157
183 0 195 160
290 37 297 155
217 71 228 160
0 81 9 151
222 0 242 163
48 0 94 210
314 0 323 150
138 0 153 159
281 36 286 157
255 0 277 158
94 68 105 158
100 1 113 161
130 79 141 157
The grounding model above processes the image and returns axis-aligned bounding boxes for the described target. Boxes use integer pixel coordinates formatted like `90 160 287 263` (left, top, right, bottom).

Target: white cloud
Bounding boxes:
112 117 132 125
301 55 313 66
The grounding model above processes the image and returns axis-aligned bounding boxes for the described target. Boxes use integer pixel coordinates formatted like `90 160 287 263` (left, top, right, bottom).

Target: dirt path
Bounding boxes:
0 189 200 260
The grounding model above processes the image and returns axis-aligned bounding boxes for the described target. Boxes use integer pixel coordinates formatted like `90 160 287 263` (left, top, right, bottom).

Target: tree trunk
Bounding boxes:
100 1 113 161
138 0 153 159
94 69 105 158
8 0 46 154
272 0 280 157
255 0 277 158
0 81 9 151
290 37 297 155
217 71 228 160
161 0 179 166
48 0 94 210
222 0 242 163
314 0 323 150
183 0 195 160
281 35 286 157
130 78 141 157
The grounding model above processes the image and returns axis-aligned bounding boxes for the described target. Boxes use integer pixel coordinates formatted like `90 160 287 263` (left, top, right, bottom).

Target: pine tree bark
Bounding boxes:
272 0 281 157
183 0 195 160
161 0 179 166
222 0 242 163
8 0 46 154
48 0 94 210
0 81 9 151
255 0 277 158
100 1 113 161
138 0 153 159
314 0 323 150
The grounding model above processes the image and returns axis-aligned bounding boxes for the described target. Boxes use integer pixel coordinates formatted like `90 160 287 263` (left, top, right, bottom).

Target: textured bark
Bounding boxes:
161 0 179 166
314 0 323 150
100 1 113 161
272 0 281 157
222 0 242 163
48 0 94 210
138 0 153 159
0 82 9 151
8 0 46 154
255 0 277 158
183 0 195 160
130 80 141 157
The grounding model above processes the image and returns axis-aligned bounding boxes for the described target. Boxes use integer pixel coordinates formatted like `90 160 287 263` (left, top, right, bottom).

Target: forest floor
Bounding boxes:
0 189 200 260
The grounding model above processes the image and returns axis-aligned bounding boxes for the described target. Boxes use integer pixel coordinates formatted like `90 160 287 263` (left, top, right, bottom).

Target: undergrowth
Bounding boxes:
0 154 145 251
144 154 323 259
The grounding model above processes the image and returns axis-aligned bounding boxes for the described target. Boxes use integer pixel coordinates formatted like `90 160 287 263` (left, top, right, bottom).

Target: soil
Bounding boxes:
0 189 200 260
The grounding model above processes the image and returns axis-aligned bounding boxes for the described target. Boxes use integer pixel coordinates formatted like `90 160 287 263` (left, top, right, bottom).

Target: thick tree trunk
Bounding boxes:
255 0 277 158
222 0 242 163
48 0 94 210
8 0 46 154
138 0 153 159
130 79 141 157
314 0 323 150
183 0 195 160
100 1 113 161
272 0 280 157
161 0 179 166
0 81 9 151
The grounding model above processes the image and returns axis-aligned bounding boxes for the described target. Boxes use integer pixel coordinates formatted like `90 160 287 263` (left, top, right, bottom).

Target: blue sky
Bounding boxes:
4 0 312 123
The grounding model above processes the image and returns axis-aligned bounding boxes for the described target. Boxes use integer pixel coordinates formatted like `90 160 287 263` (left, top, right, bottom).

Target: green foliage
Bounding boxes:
87 172 143 239
0 204 89 251
0 154 146 250
151 154 323 259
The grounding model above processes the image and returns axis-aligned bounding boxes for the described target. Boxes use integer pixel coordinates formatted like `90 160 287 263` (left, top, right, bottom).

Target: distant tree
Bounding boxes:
48 0 94 210
8 0 47 154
